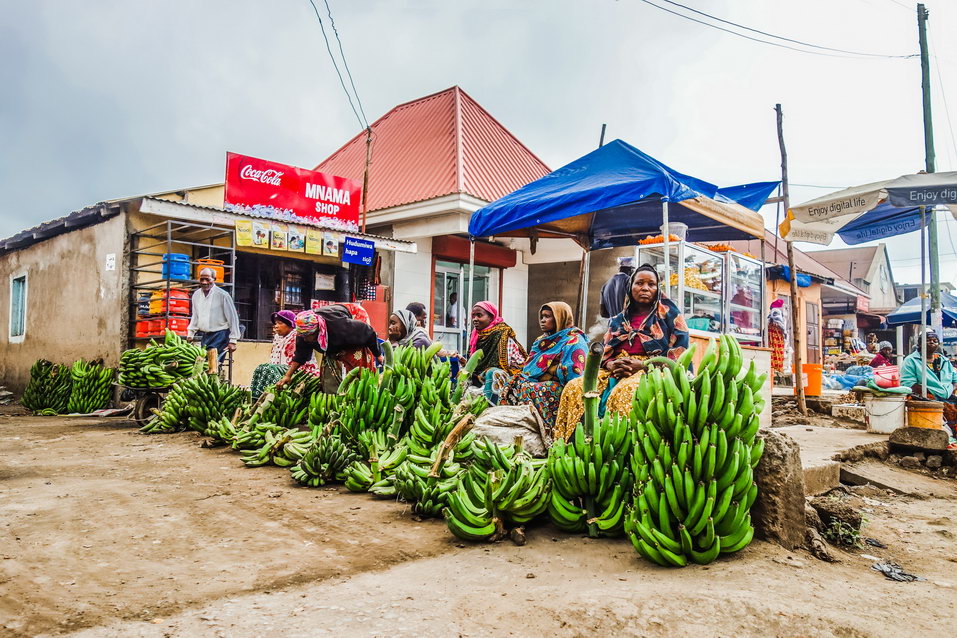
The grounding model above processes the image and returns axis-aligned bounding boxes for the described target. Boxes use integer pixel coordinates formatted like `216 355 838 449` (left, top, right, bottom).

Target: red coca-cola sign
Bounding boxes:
224 152 361 231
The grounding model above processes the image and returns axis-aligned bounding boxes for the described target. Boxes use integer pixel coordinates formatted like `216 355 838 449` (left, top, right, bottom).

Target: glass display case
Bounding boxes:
634 241 764 343
725 251 764 345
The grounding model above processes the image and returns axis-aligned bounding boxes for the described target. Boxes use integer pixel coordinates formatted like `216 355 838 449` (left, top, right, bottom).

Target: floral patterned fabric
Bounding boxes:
603 297 688 364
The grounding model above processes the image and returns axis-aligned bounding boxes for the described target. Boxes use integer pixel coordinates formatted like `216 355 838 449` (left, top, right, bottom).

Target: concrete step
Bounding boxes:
774 425 889 495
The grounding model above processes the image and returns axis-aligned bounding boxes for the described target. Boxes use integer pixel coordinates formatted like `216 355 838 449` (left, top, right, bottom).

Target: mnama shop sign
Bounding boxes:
224 152 361 231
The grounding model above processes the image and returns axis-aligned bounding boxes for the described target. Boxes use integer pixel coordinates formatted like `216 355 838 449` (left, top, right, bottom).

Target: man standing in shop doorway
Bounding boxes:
187 267 241 362
446 291 465 328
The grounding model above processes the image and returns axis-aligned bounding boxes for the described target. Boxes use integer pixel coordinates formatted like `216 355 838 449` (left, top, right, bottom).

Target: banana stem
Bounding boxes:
582 341 604 437
585 495 599 538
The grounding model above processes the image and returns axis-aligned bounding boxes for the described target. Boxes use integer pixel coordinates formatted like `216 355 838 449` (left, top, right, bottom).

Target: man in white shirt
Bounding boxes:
187 268 241 362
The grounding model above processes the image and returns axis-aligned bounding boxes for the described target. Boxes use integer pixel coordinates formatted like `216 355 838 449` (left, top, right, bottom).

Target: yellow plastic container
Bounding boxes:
906 400 944 429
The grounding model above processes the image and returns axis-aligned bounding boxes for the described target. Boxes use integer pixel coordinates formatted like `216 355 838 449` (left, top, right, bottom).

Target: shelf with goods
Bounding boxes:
635 237 766 345
824 319 846 357
128 219 236 366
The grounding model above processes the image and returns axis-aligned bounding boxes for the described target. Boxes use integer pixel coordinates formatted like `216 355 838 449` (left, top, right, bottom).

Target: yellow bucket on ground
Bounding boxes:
906 400 944 429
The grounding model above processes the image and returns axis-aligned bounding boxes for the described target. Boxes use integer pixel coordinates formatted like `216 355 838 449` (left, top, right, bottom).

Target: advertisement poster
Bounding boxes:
224 152 361 231
342 236 375 266
234 220 253 247
270 223 288 251
322 232 339 257
252 221 270 247
287 225 305 252
305 228 323 255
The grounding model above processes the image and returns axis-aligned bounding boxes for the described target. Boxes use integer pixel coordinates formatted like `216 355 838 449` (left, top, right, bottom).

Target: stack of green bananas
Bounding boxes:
21 359 72 414
204 415 239 444
231 422 289 450
337 368 400 437
241 427 314 468
66 360 115 413
393 447 463 517
260 371 323 430
289 433 357 486
342 408 408 494
624 335 767 567
139 374 247 435
118 330 205 389
139 380 191 433
406 394 486 461
307 392 340 433
444 442 551 542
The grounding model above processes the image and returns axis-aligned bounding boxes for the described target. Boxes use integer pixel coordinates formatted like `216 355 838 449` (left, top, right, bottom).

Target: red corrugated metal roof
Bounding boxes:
315 86 550 213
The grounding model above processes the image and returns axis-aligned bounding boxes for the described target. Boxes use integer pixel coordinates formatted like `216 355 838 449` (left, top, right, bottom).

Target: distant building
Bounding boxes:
805 244 900 315
898 282 955 304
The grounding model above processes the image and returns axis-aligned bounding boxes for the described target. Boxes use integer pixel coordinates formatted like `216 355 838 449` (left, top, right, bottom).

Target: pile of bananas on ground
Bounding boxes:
392 446 465 517
139 373 247 434
307 391 340 433
260 372 324 429
624 335 766 567
21 359 72 414
546 342 634 538
445 439 551 542
242 426 314 469
118 330 205 389
66 360 115 414
289 433 357 486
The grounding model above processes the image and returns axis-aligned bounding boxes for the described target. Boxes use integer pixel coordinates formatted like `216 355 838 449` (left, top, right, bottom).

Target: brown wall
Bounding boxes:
0 213 130 392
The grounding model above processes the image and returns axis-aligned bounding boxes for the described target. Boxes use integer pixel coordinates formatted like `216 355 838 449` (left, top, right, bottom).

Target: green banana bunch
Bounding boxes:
289 433 358 486
66 360 115 414
337 368 400 437
307 391 340 432
241 426 314 468
119 330 206 389
140 374 247 435
392 447 463 518
21 359 72 414
625 336 765 567
231 421 289 450
343 418 409 493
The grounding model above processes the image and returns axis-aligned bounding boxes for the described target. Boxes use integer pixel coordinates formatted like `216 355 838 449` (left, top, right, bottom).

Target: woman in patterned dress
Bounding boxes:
469 301 527 387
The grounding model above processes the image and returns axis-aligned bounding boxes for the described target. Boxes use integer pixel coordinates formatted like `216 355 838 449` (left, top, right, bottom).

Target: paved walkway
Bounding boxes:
775 425 888 495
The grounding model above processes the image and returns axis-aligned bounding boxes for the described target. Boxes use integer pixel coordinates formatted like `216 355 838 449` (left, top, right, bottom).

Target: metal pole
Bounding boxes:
920 206 928 397
581 250 591 328
760 238 767 348
361 127 372 234
776 103 807 415
661 200 671 299
598 123 607 148
466 238 475 353
918 4 942 336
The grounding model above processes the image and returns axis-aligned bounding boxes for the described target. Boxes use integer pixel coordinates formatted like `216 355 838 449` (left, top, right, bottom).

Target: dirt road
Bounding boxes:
1 409 955 637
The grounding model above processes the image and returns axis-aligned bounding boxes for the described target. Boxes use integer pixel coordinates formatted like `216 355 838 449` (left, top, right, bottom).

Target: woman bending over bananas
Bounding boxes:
554 264 689 441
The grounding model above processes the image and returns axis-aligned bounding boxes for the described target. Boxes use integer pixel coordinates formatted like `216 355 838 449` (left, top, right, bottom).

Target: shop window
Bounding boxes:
9 274 26 340
433 260 492 353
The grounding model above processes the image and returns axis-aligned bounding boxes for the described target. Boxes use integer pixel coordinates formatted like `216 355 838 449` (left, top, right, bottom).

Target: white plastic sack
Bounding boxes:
472 405 547 457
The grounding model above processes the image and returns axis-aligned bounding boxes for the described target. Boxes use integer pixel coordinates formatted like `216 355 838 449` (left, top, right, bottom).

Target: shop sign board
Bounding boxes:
856 295 869 313
224 152 361 231
342 236 374 266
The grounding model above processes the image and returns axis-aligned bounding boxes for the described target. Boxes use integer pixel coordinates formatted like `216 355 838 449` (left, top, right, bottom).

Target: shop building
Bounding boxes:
313 86 551 353
0 187 414 391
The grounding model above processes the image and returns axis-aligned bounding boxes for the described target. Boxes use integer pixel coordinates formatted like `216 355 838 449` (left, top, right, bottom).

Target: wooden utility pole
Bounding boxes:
360 127 372 233
775 104 807 415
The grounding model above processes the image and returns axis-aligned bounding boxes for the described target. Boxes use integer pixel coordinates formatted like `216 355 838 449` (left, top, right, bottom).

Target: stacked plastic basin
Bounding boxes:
162 253 191 281
135 288 191 338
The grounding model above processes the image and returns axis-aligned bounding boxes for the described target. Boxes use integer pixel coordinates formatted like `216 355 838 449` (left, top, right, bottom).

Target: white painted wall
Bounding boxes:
392 236 433 320
501 254 529 346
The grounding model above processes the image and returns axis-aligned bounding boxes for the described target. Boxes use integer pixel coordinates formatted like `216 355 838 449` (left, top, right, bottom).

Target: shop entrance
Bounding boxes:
432 260 491 354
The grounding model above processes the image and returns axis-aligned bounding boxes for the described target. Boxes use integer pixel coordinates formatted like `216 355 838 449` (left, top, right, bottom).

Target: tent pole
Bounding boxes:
920 206 928 398
662 200 671 299
467 238 475 355
776 103 807 415
581 250 591 328
761 237 767 348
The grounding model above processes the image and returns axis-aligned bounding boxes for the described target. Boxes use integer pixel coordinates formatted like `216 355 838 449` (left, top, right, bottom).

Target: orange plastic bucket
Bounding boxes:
195 259 225 282
794 363 823 397
906 400 944 429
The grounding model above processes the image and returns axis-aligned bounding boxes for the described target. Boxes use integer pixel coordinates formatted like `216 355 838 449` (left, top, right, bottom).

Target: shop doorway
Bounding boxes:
806 301 821 364
433 260 491 353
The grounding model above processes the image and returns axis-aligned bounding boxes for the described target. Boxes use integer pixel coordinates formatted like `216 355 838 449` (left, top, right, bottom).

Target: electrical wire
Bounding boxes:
791 183 850 189
639 0 919 60
322 0 369 129
647 0 916 58
884 0 915 11
306 0 366 131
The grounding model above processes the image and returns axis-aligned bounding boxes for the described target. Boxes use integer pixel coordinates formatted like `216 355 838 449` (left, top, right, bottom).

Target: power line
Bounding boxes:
305 0 365 131
635 0 917 59
791 183 849 189
884 0 915 11
322 0 369 129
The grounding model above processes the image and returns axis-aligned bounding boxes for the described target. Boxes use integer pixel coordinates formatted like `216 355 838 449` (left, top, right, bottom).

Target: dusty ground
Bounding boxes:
2 407 956 638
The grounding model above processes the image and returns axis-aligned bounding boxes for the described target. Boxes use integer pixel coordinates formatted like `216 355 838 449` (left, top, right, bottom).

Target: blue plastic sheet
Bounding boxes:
886 290 957 326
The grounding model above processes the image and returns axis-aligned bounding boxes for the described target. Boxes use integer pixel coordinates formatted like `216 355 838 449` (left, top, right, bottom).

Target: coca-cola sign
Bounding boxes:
224 152 361 231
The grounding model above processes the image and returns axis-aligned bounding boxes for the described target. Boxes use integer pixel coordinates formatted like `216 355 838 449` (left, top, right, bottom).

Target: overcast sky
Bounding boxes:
3 0 957 285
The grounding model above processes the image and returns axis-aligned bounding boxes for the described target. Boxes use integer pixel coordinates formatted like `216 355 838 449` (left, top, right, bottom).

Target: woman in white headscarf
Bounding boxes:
388 308 433 349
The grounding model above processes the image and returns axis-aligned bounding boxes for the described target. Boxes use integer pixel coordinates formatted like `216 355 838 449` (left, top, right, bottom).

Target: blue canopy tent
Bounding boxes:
886 291 957 326
466 139 778 323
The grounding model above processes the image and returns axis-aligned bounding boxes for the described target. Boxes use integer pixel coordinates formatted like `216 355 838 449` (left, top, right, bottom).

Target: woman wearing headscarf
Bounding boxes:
869 341 894 368
388 308 433 349
250 310 320 398
767 298 789 372
492 302 587 443
554 264 689 441
275 304 382 390
469 301 527 384
901 329 957 445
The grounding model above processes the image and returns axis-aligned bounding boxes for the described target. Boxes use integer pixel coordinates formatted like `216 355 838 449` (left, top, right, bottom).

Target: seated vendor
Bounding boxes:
486 302 587 443
869 341 894 368
468 301 527 383
388 308 433 349
555 264 689 442
250 310 318 398
901 329 957 442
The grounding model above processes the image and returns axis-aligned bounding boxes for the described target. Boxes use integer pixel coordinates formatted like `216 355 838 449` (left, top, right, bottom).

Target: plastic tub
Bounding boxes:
906 400 944 429
793 363 823 397
195 258 225 282
162 253 191 280
659 222 688 241
863 394 907 434
135 320 151 338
